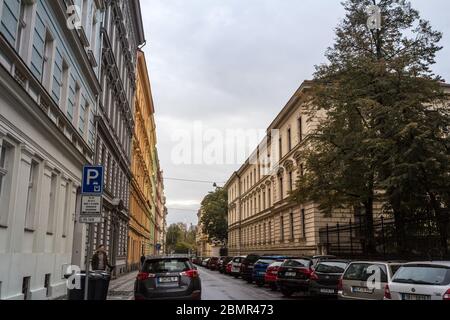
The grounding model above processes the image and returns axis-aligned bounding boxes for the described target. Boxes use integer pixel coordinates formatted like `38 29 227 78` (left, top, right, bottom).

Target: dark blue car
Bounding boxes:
252 256 291 287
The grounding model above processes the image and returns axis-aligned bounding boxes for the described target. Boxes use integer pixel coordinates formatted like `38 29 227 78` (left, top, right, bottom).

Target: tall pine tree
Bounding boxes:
292 0 450 256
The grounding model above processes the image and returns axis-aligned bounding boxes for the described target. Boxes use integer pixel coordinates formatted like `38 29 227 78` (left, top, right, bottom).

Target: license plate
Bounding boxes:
403 294 431 301
285 272 297 277
159 277 178 283
259 272 266 275
352 287 373 294
320 289 335 294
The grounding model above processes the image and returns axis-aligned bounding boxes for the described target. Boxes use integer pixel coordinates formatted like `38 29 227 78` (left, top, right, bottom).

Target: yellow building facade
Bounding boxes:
225 81 356 256
128 51 158 271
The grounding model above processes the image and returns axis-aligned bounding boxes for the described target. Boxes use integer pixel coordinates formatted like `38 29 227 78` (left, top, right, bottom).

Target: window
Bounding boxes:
268 221 272 244
67 78 78 122
16 0 29 53
268 187 271 207
287 128 292 151
78 94 88 135
0 0 21 46
263 223 266 245
0 140 13 226
279 137 282 160
41 30 54 88
298 117 303 143
30 2 45 79
62 181 71 238
301 209 306 238
280 215 284 242
51 47 63 102
22 277 31 300
60 61 70 111
262 191 266 210
25 160 39 230
44 274 51 297
279 177 284 200
46 173 58 234
290 212 294 240
288 171 293 192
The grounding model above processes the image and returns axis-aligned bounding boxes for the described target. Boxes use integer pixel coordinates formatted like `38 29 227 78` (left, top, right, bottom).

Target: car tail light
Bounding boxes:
310 272 319 281
181 269 199 278
443 289 450 300
337 276 343 291
137 272 156 281
384 284 392 300
303 268 314 278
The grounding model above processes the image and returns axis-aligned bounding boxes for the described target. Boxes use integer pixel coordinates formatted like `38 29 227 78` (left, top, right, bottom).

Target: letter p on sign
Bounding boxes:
82 166 104 195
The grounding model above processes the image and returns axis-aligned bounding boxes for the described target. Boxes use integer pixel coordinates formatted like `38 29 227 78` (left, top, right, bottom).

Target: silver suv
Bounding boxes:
339 261 403 300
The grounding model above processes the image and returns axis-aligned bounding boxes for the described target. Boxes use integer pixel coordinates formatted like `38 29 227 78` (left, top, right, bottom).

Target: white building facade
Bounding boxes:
0 0 102 300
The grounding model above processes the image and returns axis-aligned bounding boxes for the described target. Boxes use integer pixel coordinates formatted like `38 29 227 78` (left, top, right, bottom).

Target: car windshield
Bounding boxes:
144 259 191 273
256 259 276 265
245 255 260 263
315 262 348 274
343 263 388 282
283 259 311 268
393 265 450 286
269 262 283 268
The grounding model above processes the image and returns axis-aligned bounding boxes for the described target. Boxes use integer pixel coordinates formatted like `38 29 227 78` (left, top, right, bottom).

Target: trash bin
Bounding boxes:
93 272 111 300
65 271 110 300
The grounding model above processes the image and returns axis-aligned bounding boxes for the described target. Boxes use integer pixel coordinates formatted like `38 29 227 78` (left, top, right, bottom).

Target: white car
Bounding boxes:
230 256 246 278
385 262 450 301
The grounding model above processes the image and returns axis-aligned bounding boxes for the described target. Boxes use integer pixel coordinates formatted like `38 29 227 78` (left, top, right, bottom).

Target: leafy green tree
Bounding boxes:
200 187 228 243
166 223 198 254
292 0 450 255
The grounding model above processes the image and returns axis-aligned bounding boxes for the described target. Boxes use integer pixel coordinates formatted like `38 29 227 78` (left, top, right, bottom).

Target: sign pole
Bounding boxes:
84 224 94 300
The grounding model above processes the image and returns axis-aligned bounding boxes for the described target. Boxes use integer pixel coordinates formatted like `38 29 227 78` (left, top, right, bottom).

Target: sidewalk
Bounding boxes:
107 271 138 300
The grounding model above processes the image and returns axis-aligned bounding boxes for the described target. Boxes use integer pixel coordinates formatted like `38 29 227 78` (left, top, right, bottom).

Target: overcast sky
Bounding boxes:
140 0 450 226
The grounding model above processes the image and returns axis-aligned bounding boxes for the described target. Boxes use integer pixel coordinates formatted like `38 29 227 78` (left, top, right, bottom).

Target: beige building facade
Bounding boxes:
226 81 354 256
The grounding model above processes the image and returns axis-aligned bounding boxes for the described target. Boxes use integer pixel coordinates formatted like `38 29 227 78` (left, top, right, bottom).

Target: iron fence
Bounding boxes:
319 215 450 260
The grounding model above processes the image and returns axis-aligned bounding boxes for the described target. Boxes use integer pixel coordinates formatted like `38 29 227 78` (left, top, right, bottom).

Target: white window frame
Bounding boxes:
0 136 14 227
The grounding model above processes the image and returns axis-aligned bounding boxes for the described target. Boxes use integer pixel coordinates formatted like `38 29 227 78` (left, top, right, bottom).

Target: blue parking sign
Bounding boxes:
82 166 104 195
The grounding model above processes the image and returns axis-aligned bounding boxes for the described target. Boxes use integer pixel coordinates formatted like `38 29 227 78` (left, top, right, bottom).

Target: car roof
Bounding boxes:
402 261 450 267
347 261 404 265
316 259 350 264
144 255 189 260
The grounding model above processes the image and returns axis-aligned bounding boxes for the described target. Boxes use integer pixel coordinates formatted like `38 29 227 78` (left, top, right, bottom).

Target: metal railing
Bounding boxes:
319 215 450 260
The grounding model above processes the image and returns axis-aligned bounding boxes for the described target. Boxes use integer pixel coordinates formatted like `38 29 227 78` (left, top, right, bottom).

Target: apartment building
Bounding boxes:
225 81 354 256
0 0 102 299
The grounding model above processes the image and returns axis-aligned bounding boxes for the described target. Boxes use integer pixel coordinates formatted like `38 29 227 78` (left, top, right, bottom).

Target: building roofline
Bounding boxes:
132 0 146 45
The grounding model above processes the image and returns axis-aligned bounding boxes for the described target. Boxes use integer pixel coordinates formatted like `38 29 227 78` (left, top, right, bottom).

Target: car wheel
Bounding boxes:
234 275 239 279
270 283 277 291
246 278 253 284
281 288 294 297
256 281 264 288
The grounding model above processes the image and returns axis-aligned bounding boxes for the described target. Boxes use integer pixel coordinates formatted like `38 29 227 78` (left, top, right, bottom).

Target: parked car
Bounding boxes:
253 257 290 287
192 257 203 265
207 257 220 270
277 257 314 297
226 261 233 275
312 255 337 268
339 261 403 300
230 256 246 278
309 260 350 298
218 257 233 274
265 261 285 291
385 262 450 301
240 254 263 283
134 256 201 300
202 258 210 267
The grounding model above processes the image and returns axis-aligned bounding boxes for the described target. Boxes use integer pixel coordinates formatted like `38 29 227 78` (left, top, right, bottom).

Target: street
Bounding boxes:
106 268 308 300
